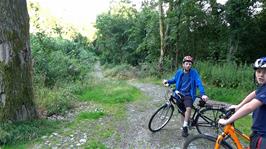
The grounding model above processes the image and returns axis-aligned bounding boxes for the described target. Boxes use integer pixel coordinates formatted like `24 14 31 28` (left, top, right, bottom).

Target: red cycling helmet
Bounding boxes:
183 56 193 63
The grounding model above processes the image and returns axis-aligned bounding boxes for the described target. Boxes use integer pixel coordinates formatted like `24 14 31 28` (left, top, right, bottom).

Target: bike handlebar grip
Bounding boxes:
198 99 206 107
164 83 169 87
224 108 235 119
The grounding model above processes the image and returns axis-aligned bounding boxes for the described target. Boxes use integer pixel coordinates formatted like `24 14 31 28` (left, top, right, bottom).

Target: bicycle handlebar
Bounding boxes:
198 99 206 107
224 108 235 119
163 83 207 107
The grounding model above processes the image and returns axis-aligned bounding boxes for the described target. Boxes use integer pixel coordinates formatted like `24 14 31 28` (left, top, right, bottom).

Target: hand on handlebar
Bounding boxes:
228 105 240 111
201 95 209 102
218 118 229 125
163 79 169 87
218 108 235 125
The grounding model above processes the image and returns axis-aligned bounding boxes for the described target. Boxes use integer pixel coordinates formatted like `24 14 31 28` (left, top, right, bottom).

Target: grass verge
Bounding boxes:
205 86 250 104
79 81 143 104
0 120 62 148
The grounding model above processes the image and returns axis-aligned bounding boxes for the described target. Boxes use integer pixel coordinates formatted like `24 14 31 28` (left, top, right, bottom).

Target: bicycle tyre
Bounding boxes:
195 108 226 136
148 103 174 132
183 134 232 149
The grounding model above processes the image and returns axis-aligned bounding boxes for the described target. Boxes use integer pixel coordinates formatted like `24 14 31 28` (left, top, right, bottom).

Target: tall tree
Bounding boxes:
158 0 166 74
0 0 37 121
225 0 251 62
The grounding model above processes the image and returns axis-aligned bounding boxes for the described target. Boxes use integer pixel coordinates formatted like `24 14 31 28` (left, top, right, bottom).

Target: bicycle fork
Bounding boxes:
215 124 246 149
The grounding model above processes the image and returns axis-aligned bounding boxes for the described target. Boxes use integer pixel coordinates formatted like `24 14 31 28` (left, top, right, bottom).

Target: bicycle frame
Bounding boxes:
149 85 227 134
164 86 203 116
164 85 226 130
169 91 223 128
171 94 202 122
215 123 250 149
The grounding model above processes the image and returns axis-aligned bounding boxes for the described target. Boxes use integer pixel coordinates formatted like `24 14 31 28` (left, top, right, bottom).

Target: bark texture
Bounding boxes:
158 0 165 75
0 0 37 121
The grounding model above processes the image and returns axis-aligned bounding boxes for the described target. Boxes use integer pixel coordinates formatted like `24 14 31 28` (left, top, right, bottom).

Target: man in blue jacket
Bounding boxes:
163 56 209 137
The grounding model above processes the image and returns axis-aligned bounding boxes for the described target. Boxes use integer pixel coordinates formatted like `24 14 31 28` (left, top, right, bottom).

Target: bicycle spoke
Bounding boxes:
196 108 225 136
152 108 170 127
149 104 174 131
159 106 170 120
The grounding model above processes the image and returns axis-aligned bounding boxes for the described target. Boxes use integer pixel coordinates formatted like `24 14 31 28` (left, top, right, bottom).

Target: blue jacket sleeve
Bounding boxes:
194 70 205 96
167 70 178 84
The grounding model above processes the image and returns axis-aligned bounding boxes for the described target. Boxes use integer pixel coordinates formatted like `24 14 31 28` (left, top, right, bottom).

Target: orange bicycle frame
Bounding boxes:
215 124 250 149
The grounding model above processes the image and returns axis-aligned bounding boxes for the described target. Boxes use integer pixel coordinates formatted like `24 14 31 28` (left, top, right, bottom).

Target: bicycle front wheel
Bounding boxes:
148 103 174 132
195 108 225 136
183 134 232 149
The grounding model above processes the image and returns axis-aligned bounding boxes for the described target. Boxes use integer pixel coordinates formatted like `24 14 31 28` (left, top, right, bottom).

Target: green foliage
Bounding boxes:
31 34 97 87
205 86 248 104
79 81 143 104
85 140 107 149
30 29 97 115
235 115 252 135
95 2 160 66
35 86 76 116
195 61 254 91
2 144 27 149
95 0 266 69
77 111 105 121
104 64 139 79
0 120 61 145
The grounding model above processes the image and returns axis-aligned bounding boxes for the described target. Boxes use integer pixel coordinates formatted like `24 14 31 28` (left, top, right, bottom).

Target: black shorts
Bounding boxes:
250 132 266 149
183 96 193 108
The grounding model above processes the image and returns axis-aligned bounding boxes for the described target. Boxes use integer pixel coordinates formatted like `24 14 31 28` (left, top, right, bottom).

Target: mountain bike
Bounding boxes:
148 85 227 137
183 109 250 149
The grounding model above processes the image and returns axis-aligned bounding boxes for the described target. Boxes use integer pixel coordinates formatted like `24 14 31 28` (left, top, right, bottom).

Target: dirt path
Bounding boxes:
104 82 188 148
94 61 104 79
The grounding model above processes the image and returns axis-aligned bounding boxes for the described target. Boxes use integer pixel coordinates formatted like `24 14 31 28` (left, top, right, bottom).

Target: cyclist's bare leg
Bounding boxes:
181 107 191 137
180 115 185 127
184 107 192 126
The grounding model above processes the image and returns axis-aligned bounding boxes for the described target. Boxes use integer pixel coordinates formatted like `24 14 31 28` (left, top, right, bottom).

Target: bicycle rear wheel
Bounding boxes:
148 103 174 132
183 134 232 149
195 108 226 136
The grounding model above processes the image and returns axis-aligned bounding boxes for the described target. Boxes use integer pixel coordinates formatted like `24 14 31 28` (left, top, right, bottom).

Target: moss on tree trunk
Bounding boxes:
0 0 37 121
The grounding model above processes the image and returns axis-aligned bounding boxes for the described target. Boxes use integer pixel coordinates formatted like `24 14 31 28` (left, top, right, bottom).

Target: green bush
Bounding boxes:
31 34 97 87
195 61 255 91
205 86 248 104
104 64 139 79
35 86 76 116
138 61 162 78
30 32 97 116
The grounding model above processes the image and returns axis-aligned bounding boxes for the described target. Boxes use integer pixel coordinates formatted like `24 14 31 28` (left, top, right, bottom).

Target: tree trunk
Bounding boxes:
164 0 173 40
158 0 165 75
174 0 181 69
227 34 239 62
0 0 37 122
